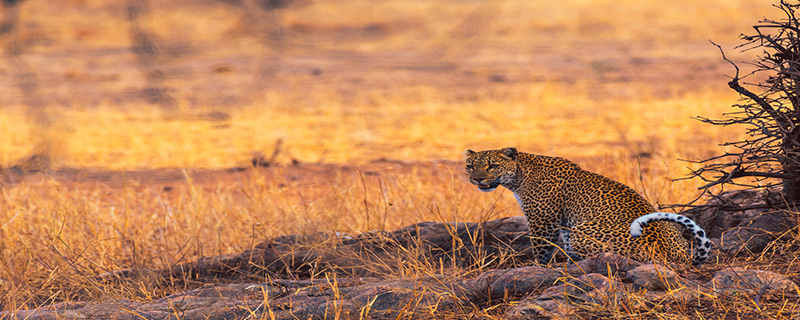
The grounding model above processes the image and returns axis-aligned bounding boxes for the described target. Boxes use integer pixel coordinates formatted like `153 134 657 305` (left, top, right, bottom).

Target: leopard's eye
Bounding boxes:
488 164 499 170
465 164 473 170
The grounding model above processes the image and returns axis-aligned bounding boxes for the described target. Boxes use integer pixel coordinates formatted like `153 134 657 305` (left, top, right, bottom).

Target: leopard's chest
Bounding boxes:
513 191 524 208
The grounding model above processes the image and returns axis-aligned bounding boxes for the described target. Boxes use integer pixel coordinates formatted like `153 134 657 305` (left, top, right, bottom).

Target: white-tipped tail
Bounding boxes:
629 212 711 265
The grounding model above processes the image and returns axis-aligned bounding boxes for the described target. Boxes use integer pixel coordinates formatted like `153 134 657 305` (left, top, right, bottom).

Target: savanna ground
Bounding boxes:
1 0 796 317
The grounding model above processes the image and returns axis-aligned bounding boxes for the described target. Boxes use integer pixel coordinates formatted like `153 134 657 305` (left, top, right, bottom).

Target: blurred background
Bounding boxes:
0 0 770 169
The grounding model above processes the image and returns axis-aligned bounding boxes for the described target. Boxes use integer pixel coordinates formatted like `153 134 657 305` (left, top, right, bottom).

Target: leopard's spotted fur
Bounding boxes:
464 147 710 265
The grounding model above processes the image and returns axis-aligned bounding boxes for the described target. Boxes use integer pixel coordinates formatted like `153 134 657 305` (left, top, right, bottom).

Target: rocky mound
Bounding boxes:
5 189 798 319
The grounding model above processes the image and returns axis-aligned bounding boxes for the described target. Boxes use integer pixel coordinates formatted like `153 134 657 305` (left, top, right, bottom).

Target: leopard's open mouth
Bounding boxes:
476 183 496 191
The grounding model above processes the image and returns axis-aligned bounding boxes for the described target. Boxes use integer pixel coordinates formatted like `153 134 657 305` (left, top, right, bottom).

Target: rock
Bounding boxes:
4 266 564 320
682 188 793 249
507 273 623 319
105 216 535 283
262 276 473 319
683 188 781 238
709 267 799 298
717 210 795 256
4 278 465 320
10 300 166 320
466 265 561 302
625 264 684 291
567 252 643 277
680 188 797 260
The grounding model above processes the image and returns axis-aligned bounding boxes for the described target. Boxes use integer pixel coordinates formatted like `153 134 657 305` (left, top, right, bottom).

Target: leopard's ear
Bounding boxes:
500 147 518 160
463 149 476 157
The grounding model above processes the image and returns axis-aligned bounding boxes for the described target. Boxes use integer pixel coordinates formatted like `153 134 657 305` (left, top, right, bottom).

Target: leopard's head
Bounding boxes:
464 147 518 192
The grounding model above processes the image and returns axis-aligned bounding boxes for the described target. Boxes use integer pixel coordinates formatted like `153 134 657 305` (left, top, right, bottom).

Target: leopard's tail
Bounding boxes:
629 212 711 265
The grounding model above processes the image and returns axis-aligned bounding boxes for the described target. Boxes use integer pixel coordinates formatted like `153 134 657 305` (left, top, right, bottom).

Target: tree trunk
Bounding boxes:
782 126 800 204
782 178 800 204
782 159 800 204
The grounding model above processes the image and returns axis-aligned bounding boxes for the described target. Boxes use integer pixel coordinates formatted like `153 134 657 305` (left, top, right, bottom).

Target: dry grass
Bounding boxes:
0 84 740 168
1 0 798 318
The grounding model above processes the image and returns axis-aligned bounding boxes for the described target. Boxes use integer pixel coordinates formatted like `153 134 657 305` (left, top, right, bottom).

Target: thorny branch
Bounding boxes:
690 1 800 203
711 41 791 133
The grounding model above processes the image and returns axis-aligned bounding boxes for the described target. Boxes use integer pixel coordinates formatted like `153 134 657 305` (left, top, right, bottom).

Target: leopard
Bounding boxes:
464 147 711 265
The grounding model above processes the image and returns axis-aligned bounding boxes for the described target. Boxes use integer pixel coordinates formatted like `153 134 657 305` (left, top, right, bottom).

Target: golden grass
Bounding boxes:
0 82 751 313
0 83 740 167
0 82 743 211
1 0 797 317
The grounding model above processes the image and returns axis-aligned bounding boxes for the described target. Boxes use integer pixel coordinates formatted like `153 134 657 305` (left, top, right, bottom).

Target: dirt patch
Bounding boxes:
1 158 456 189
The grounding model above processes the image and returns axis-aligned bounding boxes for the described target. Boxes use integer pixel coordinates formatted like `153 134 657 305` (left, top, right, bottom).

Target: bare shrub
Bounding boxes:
691 1 800 205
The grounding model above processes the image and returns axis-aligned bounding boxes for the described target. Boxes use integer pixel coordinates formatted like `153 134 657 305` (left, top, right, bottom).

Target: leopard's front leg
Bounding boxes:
522 207 563 264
